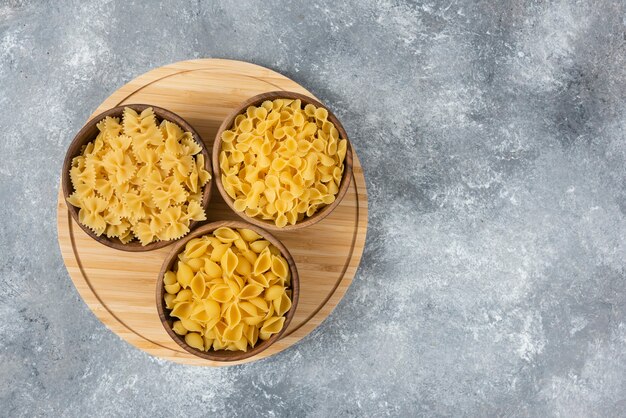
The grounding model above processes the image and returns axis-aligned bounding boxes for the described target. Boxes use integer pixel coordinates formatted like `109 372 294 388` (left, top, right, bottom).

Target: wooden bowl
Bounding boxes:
61 104 212 252
212 91 353 231
155 220 300 362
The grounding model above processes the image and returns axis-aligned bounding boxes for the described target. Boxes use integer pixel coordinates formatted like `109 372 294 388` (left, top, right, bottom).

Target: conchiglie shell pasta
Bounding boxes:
221 248 239 278
262 316 285 335
172 321 188 335
238 284 264 300
164 293 176 309
186 257 205 272
210 243 230 262
171 301 193 319
190 272 206 298
204 259 223 278
223 323 244 343
164 283 181 294
265 285 284 301
162 227 292 352
185 332 204 350
204 300 221 319
176 262 193 288
253 248 272 275
185 238 209 259
181 318 203 333
238 228 262 242
218 99 345 227
271 255 289 279
173 289 192 303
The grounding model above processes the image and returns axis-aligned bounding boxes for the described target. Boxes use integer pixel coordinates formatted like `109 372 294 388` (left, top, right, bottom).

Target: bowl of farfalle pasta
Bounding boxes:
213 91 353 231
62 104 212 251
156 221 299 361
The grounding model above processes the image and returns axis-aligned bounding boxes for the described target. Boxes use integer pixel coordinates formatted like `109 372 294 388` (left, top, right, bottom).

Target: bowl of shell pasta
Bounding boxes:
213 91 353 231
156 220 299 361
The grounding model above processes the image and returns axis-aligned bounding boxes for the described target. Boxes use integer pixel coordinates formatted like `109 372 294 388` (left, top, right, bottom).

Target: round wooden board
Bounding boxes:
56 59 368 366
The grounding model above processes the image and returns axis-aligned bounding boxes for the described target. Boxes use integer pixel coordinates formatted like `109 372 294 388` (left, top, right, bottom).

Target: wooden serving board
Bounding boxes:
56 59 368 366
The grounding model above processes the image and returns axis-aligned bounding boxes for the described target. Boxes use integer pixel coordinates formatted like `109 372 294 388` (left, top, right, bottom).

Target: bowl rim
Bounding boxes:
212 91 353 232
155 220 300 362
61 104 212 252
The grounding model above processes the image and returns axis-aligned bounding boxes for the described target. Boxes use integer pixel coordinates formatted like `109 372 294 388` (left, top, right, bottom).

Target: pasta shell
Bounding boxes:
233 274 245 290
265 285 284 301
249 297 269 312
238 301 258 317
190 306 210 323
250 240 271 254
214 227 240 243
212 338 227 351
274 292 292 316
173 289 192 303
234 254 252 276
180 318 203 333
243 316 264 326
171 302 192 319
185 332 204 351
238 228 261 242
204 300 221 319
271 256 289 279
244 325 259 347
238 284 264 300
163 271 177 285
164 293 176 309
172 321 187 335
210 243 230 263
263 303 275 321
190 272 206 298
176 262 194 288
221 248 239 278
224 304 242 327
261 316 285 335
209 285 233 304
205 316 221 331
186 257 204 272
233 238 248 252
241 249 259 265
222 323 244 342
164 283 181 294
185 238 209 259
232 336 248 352
225 277 242 297
249 274 269 288
204 259 223 279
253 248 272 275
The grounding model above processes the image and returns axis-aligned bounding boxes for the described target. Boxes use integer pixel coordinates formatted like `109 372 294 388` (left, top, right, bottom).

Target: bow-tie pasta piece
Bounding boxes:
162 227 293 352
219 99 347 227
66 107 210 245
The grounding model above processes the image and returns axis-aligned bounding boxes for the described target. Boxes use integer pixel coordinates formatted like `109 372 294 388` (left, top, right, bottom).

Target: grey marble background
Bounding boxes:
1 0 626 416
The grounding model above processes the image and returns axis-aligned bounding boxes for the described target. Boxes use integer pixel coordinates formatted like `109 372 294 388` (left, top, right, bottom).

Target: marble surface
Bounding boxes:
1 0 626 416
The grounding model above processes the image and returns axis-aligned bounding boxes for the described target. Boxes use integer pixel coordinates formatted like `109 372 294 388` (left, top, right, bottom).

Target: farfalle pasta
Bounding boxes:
163 227 293 352
219 98 347 227
66 107 211 245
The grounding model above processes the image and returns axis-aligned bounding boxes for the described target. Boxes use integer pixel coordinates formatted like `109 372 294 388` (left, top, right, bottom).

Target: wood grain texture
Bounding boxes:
156 220 300 361
56 59 368 366
61 104 213 251
212 91 353 231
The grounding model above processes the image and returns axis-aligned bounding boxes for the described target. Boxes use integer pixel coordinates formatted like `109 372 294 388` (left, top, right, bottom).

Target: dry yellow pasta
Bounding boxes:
163 227 293 352
219 99 347 227
66 107 211 245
